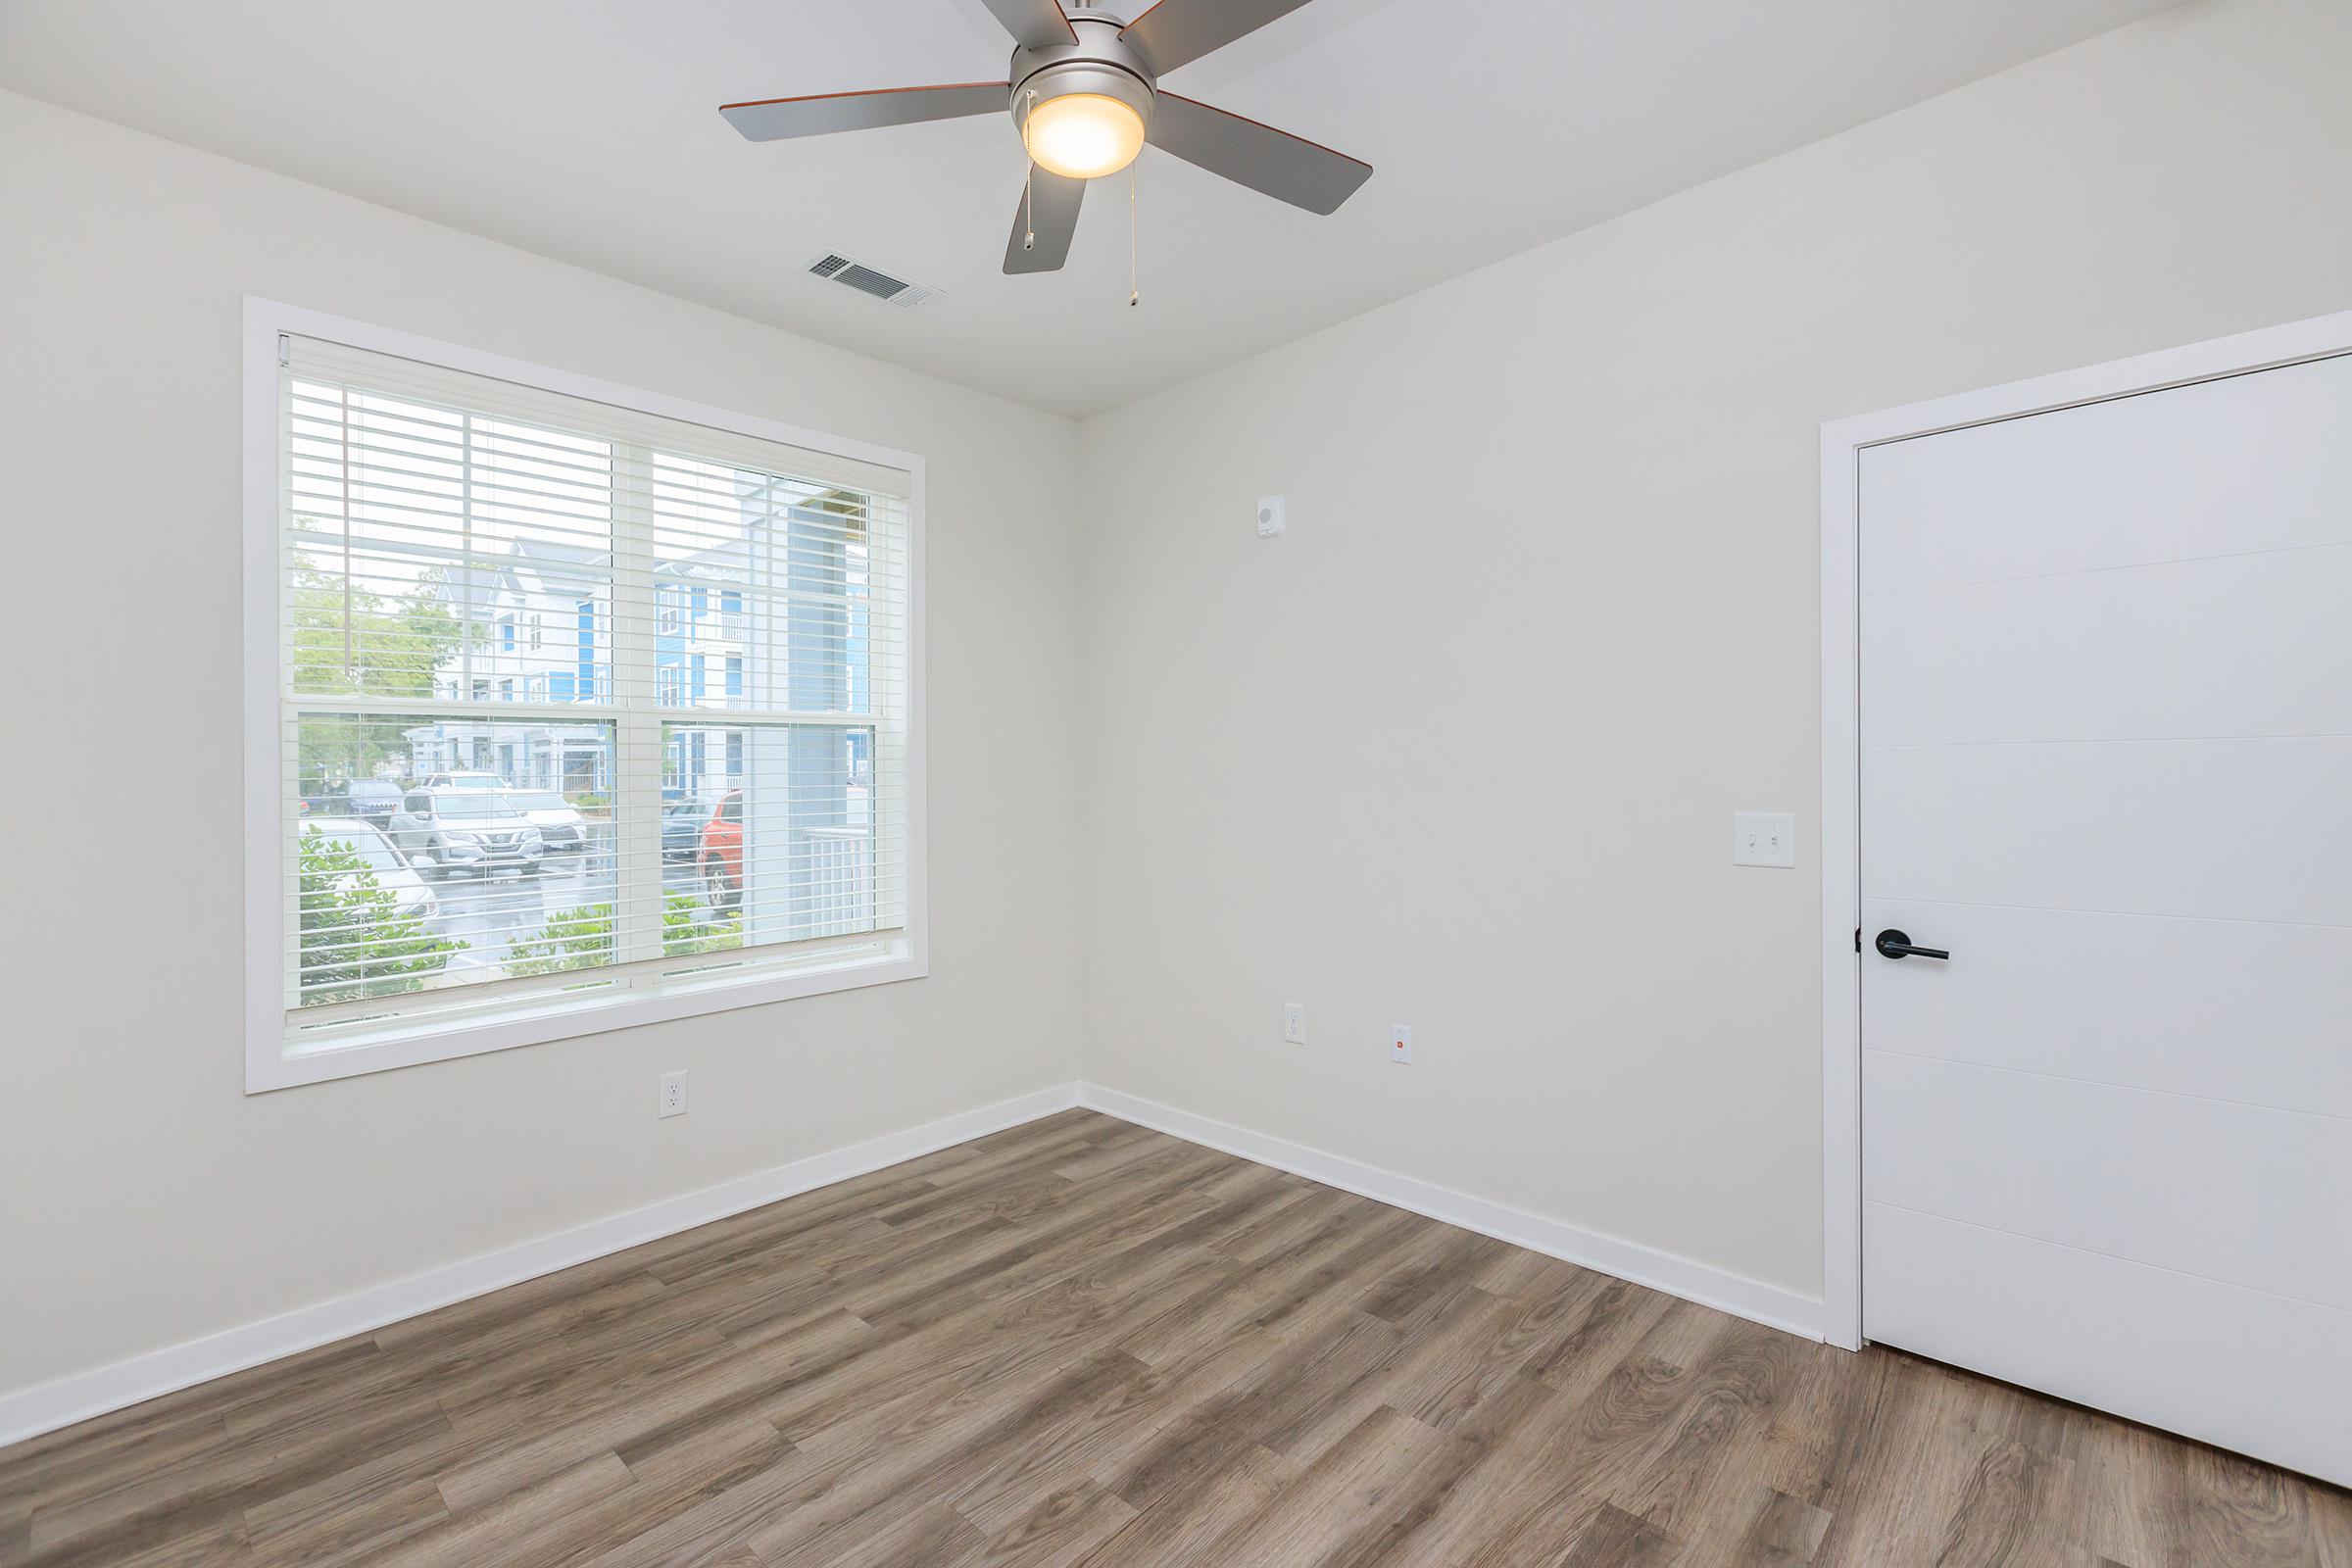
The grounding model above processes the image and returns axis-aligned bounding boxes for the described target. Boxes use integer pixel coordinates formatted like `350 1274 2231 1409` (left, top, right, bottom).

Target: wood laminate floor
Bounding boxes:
4 1108 2346 1567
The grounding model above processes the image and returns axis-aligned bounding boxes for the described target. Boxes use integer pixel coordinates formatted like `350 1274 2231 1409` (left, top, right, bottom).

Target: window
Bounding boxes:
575 600 597 696
245 303 925 1091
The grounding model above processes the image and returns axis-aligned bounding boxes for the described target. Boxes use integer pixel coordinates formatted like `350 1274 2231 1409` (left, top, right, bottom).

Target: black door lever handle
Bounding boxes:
1875 929 1949 961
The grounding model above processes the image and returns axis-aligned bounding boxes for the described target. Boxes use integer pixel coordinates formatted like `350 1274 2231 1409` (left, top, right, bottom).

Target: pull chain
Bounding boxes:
1022 91 1037 250
1128 163 1139 307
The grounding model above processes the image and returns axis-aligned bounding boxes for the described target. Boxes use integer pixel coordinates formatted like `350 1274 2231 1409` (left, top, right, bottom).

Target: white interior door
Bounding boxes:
1857 351 2352 1488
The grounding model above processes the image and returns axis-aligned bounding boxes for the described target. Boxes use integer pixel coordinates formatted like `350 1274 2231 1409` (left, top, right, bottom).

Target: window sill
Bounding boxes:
246 940 925 1093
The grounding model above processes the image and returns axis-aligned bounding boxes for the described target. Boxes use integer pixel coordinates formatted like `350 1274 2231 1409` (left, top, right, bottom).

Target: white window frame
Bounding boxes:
242 299 928 1093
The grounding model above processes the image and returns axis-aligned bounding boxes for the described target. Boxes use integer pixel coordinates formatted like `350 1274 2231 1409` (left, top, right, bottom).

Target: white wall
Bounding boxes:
1074 0 2352 1305
0 90 1084 1395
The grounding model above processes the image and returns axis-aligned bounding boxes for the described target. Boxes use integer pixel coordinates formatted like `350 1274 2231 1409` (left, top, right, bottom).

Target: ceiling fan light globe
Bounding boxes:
1022 93 1146 179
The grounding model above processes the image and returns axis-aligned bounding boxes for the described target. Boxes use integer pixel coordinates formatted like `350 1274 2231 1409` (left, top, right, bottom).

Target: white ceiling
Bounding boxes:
0 0 2177 416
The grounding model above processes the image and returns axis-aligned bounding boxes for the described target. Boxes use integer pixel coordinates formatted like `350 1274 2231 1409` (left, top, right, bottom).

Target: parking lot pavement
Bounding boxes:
428 855 717 976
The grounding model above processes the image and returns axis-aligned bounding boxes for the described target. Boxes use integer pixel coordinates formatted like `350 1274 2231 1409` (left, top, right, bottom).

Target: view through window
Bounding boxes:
272 333 913 1057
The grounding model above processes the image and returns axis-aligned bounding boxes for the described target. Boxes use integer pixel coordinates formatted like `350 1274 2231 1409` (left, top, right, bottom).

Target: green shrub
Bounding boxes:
663 894 745 959
505 893 740 977
297 834 466 1004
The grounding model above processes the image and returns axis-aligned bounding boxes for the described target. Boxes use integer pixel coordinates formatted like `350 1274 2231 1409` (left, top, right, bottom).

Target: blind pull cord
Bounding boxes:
340 387 355 680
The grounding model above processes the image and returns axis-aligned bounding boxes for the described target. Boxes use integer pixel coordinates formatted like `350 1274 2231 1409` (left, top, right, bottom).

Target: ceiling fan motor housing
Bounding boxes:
1008 13 1156 131
717 0 1374 275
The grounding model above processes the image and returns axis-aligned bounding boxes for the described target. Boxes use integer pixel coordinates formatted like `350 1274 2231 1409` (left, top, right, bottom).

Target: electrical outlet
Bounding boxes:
1283 1003 1306 1044
1388 1024 1412 1064
659 1070 688 1118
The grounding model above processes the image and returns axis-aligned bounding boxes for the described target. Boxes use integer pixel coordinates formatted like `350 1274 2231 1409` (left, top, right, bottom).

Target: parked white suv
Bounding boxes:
502 789 591 862
300 817 441 925
388 788 545 879
420 770 509 792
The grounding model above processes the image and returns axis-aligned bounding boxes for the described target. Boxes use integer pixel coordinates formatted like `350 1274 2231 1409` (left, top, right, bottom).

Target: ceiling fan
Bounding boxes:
720 0 1372 274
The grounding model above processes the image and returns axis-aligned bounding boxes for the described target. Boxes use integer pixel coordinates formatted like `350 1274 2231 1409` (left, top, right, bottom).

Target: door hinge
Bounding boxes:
1854 927 1862 954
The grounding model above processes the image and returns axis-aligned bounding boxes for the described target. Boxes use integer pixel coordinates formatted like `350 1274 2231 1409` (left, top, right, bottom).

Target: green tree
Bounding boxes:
505 895 741 977
297 833 466 1005
290 554 464 786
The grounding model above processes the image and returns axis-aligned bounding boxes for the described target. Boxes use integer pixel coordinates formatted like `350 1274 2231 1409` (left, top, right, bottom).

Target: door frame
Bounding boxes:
1816 308 2352 1351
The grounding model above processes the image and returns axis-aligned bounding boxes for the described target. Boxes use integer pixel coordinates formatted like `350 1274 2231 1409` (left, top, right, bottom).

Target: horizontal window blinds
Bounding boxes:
277 333 912 1042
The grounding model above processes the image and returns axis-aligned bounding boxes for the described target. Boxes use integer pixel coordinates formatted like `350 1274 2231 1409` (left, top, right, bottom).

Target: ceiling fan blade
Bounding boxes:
1146 92 1371 214
1119 0 1315 74
978 0 1079 50
1004 167 1086 273
720 81 1008 142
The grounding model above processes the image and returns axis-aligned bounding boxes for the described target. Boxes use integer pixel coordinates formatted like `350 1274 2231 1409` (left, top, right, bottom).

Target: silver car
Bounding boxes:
388 788 546 879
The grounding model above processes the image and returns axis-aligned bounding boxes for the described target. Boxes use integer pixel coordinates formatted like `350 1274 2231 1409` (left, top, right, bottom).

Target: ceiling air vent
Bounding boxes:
805 252 940 310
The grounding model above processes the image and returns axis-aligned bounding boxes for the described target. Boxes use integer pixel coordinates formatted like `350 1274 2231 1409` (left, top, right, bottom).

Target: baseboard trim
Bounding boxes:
0 1082 1083 1449
2 1076 1827 1447
1076 1082 1826 1342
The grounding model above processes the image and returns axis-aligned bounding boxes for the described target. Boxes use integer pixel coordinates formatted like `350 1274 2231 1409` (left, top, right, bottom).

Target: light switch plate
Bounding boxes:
1734 812 1796 868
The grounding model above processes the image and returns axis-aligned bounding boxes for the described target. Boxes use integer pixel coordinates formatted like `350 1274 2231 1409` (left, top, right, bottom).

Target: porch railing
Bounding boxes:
798 826 875 937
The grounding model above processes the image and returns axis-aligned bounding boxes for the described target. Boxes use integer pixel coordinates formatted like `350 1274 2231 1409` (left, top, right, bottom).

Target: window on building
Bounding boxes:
248 311 924 1091
575 600 596 697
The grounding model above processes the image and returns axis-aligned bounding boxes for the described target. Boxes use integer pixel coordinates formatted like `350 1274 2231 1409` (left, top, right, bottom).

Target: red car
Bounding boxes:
696 790 743 910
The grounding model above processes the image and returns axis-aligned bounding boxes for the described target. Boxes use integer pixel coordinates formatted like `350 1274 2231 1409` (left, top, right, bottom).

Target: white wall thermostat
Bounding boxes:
1256 495 1286 537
